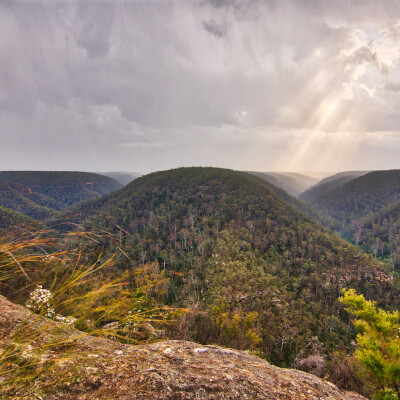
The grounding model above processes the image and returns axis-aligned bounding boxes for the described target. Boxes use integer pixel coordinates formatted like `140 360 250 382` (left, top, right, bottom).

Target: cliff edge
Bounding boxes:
0 295 367 399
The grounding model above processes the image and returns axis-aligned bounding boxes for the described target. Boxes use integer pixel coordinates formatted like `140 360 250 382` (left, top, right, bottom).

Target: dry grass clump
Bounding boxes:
0 229 178 398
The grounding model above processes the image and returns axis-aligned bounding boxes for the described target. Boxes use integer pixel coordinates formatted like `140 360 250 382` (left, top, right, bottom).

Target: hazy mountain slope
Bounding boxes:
277 172 319 189
0 178 59 221
101 171 141 186
300 171 369 201
299 175 362 204
63 167 396 369
248 171 318 196
298 171 335 180
312 171 369 188
0 171 122 208
239 173 331 227
302 170 400 226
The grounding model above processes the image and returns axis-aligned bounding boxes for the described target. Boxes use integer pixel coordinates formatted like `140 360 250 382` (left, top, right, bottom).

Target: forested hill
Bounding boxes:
0 171 122 229
0 171 122 209
0 205 41 229
299 172 368 204
300 170 400 226
63 167 397 371
53 167 320 230
71 168 322 233
0 178 59 221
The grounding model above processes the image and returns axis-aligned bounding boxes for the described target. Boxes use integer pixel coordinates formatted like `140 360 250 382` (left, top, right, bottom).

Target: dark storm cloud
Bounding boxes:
202 19 229 38
205 0 239 9
1 0 400 173
73 3 115 58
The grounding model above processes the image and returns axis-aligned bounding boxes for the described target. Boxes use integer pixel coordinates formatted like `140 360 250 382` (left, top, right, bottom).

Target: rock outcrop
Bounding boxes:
0 295 367 399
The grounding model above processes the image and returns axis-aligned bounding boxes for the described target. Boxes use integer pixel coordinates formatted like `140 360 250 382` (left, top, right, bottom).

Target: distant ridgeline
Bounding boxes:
300 169 400 269
39 167 398 375
0 171 122 228
247 171 318 197
100 171 141 186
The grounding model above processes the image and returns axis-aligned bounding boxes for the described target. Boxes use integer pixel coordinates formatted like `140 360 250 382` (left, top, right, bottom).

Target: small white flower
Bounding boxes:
25 286 76 326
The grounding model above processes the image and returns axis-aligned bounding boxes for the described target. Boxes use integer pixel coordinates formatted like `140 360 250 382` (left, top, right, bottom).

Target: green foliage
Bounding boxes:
211 297 262 350
375 389 399 400
340 288 400 398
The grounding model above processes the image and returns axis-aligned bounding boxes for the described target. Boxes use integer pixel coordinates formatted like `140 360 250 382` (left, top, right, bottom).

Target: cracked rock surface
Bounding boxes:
0 295 367 399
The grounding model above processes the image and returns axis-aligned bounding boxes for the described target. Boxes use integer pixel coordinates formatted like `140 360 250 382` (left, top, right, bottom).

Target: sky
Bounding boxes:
1 0 400 174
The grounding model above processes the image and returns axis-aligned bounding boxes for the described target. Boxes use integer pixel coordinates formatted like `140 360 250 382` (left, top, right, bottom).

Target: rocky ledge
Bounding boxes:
0 295 366 399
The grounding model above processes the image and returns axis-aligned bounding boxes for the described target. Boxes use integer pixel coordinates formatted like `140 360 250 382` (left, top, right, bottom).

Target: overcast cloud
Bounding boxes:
1 0 400 173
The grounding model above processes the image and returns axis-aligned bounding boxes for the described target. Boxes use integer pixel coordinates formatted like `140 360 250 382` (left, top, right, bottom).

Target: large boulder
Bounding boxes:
0 295 367 399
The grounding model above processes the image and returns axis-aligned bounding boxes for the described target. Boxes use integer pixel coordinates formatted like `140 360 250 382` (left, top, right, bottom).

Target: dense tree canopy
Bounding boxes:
55 168 399 372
